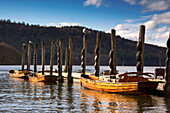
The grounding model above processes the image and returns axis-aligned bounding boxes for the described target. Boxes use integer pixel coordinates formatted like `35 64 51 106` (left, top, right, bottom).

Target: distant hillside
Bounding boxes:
0 42 21 64
0 19 167 66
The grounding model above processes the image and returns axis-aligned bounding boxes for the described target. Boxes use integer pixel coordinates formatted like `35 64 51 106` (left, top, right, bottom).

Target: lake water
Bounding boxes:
0 65 169 112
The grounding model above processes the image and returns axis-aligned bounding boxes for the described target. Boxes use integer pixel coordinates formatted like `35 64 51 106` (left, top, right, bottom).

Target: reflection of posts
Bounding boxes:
164 35 170 97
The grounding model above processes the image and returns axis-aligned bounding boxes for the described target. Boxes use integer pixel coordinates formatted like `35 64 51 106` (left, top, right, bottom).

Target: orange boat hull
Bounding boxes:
81 77 138 93
8 70 29 79
81 77 159 94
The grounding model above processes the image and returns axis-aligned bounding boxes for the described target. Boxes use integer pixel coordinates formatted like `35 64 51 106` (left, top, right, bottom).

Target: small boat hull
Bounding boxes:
8 70 29 79
29 73 58 82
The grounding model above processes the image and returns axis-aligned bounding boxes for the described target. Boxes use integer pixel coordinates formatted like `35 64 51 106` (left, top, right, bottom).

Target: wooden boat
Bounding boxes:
8 70 30 79
81 72 160 95
28 73 58 82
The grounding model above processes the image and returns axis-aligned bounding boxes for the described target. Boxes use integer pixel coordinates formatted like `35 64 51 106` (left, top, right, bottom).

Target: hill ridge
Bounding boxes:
0 19 166 66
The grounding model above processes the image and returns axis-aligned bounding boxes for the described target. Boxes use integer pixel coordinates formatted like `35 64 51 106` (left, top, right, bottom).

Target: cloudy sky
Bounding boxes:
0 0 169 47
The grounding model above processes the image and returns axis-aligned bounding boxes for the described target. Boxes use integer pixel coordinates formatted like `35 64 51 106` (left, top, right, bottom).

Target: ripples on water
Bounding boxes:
0 66 169 112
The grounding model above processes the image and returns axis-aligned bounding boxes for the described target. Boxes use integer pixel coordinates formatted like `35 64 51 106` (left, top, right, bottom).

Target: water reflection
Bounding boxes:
80 88 168 112
0 74 169 112
81 88 138 112
164 97 170 112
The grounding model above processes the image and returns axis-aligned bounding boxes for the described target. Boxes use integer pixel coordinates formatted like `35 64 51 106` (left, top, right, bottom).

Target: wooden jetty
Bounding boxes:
8 25 170 97
81 26 163 95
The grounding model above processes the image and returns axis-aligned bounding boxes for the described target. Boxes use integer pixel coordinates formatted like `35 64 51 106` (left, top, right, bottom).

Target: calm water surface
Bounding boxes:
0 65 169 112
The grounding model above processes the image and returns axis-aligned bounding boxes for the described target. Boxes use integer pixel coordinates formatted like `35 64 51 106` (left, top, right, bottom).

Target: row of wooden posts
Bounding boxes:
21 38 73 82
20 25 170 96
81 25 145 76
20 25 153 79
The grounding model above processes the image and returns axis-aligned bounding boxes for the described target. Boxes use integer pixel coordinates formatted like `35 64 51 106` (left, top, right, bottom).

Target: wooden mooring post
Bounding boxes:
109 29 117 75
21 43 26 71
33 43 38 72
81 34 87 75
58 39 63 81
68 38 73 83
64 47 68 72
136 25 145 73
27 41 32 71
94 33 101 77
164 35 170 96
50 41 55 75
41 42 45 75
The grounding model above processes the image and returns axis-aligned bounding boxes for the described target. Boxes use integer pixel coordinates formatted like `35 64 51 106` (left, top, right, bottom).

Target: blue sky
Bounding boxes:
0 0 169 47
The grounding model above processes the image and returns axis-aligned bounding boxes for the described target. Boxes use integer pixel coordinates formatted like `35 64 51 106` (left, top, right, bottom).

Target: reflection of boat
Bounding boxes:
81 88 137 103
8 70 30 79
81 88 158 112
81 88 138 112
28 73 58 82
81 72 160 95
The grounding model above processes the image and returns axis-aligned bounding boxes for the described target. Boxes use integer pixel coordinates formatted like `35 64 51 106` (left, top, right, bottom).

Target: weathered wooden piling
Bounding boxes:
58 39 63 81
33 43 38 72
109 29 117 75
27 41 32 71
68 38 73 82
81 48 85 75
41 42 45 75
83 34 87 68
81 34 87 75
164 35 170 96
64 47 68 72
94 33 101 77
136 25 145 73
21 43 26 71
50 41 55 75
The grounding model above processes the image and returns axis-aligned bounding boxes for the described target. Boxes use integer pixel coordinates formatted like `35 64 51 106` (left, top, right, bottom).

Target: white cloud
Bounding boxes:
144 20 158 29
144 11 170 30
111 11 170 47
156 26 168 32
59 22 80 26
141 0 170 12
124 0 170 12
124 15 152 23
84 0 102 7
124 0 136 5
114 23 140 41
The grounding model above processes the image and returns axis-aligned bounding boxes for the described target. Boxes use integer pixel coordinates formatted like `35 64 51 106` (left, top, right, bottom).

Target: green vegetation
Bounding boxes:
0 19 166 65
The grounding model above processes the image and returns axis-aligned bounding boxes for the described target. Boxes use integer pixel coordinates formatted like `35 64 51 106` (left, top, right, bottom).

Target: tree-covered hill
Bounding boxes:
0 19 167 66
